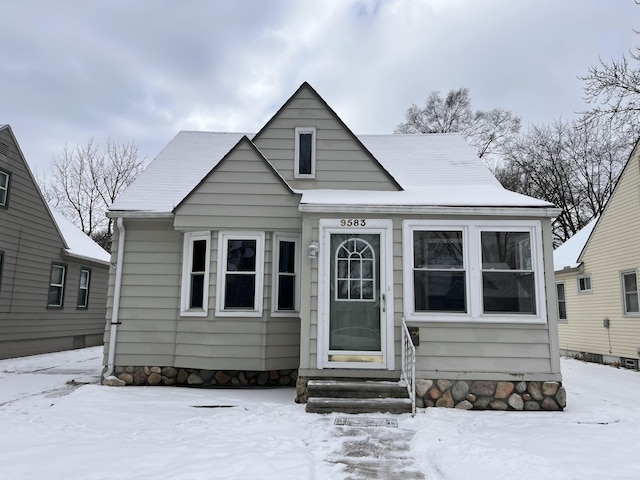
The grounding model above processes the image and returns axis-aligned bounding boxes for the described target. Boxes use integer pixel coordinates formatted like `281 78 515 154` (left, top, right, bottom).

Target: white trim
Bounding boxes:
216 231 265 317
402 219 548 324
271 233 301 317
577 274 592 294
299 203 561 218
294 127 316 179
317 218 395 370
620 269 640 316
180 231 211 317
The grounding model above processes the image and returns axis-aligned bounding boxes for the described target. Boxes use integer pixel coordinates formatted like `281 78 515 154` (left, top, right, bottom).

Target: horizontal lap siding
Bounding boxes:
253 88 397 191
104 219 181 367
0 128 109 359
558 148 640 359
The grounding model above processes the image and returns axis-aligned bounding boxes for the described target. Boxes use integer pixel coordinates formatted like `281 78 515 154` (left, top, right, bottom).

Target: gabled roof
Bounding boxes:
50 209 111 265
1 124 110 265
553 219 597 272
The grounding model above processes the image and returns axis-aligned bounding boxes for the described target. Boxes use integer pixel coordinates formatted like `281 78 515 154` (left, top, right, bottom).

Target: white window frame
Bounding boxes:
621 270 640 316
0 169 10 207
216 231 264 317
577 274 592 294
294 127 316 179
47 263 67 308
556 282 567 322
77 268 91 309
403 219 547 324
271 233 301 316
180 231 211 317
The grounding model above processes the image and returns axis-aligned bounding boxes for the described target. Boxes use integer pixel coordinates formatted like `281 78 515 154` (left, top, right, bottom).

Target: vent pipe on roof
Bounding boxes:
103 217 125 382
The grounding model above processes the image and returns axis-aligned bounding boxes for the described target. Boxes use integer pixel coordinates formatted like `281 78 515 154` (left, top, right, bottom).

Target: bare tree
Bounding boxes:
395 88 521 164
494 118 629 245
45 138 145 251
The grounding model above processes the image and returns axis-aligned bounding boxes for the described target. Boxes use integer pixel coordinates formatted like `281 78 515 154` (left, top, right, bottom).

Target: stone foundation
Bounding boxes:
294 377 565 411
416 379 565 411
107 366 298 387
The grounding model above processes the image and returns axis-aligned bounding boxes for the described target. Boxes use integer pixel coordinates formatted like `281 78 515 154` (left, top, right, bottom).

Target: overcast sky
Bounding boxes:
1 0 638 176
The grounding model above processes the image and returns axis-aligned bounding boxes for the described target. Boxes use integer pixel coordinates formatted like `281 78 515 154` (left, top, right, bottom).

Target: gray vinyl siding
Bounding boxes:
0 127 108 360
253 87 398 191
299 213 559 381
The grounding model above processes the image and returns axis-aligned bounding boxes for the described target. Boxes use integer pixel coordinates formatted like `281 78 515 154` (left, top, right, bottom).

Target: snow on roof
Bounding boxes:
111 131 554 213
111 131 247 212
50 209 111 264
553 219 597 272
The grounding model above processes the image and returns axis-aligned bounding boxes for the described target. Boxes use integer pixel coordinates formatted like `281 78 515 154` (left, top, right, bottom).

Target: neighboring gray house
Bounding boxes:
104 83 565 412
0 125 110 359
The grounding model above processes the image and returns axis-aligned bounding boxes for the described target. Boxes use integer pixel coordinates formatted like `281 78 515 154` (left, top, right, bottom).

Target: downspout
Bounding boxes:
103 217 125 380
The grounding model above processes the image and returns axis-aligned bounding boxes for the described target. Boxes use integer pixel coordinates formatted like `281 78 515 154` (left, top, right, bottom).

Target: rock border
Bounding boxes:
107 366 298 387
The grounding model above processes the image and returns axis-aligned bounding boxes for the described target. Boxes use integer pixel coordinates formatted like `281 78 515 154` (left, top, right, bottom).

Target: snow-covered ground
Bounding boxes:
1 348 638 479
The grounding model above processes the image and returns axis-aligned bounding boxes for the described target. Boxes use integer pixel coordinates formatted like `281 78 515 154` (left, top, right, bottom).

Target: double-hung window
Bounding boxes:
621 271 640 315
403 220 545 323
77 268 91 308
216 231 264 316
180 231 211 316
556 282 567 321
48 263 67 308
412 230 466 312
294 127 316 178
272 234 300 315
0 169 10 208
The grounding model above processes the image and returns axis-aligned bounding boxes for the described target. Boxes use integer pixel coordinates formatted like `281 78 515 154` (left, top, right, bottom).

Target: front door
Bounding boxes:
318 219 394 369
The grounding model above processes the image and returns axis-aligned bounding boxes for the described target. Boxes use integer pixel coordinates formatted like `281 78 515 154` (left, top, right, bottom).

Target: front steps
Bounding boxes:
305 379 413 414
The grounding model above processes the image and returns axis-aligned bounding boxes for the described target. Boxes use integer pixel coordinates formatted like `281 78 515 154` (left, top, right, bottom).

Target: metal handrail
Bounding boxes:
401 317 416 415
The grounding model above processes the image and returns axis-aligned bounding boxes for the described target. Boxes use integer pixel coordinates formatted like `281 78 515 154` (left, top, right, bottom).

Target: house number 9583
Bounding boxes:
340 219 366 227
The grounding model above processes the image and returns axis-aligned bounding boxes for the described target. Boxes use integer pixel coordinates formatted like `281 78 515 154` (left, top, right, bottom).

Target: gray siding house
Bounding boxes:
104 84 565 411
0 125 110 359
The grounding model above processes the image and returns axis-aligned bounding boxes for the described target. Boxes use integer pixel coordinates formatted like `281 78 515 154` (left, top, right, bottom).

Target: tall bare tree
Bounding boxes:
493 118 629 245
45 138 145 251
395 88 521 165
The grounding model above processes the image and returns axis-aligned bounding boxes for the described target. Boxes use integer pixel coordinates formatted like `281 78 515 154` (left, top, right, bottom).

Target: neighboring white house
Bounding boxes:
103 83 565 412
555 138 640 371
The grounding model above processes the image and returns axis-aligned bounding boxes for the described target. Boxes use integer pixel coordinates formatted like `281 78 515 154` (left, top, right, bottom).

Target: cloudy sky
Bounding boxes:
1 0 638 175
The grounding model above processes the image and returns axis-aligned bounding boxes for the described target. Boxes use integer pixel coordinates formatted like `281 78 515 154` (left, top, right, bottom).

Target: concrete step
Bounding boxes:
307 379 409 399
306 396 413 414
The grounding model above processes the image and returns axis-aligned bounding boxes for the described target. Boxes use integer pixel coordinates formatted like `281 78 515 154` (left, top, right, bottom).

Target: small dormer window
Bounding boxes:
294 127 316 178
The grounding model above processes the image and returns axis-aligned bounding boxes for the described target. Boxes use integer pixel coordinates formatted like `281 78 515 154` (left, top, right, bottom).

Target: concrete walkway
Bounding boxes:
326 416 424 479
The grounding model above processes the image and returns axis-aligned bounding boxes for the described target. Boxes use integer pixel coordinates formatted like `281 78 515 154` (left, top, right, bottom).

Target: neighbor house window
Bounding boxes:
0 169 10 208
556 282 567 321
577 275 592 293
216 231 264 316
294 127 316 178
412 230 466 312
481 231 536 314
403 220 545 323
76 268 91 308
180 231 211 316
272 234 300 315
621 271 640 315
48 263 67 308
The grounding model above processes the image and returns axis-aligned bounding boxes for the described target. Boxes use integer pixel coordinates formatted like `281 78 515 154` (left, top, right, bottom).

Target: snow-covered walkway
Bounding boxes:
1 347 639 479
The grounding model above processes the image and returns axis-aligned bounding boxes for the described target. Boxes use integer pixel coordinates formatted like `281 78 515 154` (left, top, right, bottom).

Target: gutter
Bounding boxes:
103 217 126 380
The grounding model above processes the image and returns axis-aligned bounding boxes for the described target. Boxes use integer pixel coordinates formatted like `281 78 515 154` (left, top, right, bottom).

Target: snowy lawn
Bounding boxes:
0 348 638 479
